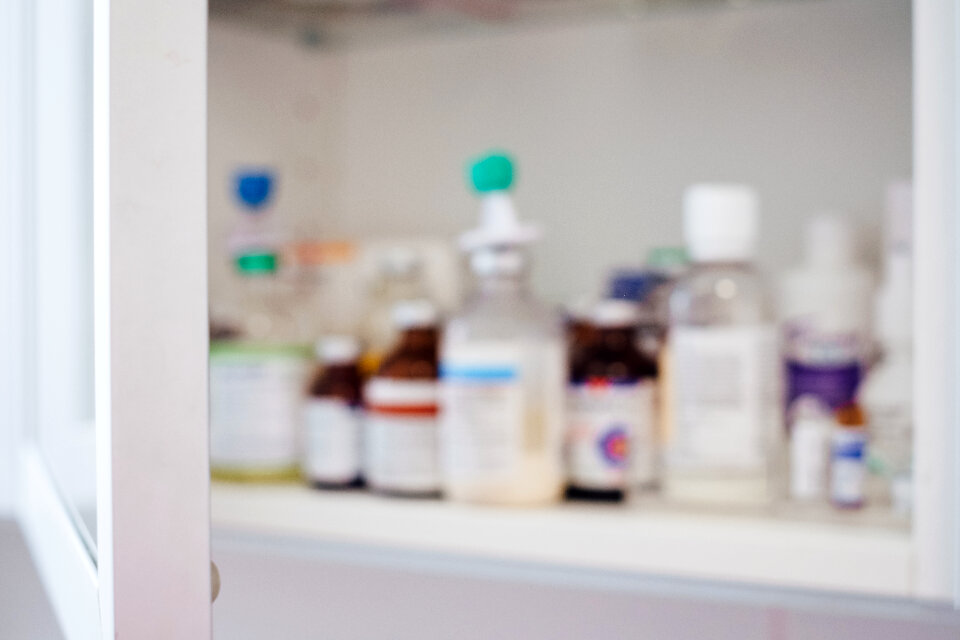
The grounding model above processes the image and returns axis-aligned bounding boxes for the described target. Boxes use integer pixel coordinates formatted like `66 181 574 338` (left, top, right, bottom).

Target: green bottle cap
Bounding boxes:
235 251 278 274
646 246 688 270
469 152 515 193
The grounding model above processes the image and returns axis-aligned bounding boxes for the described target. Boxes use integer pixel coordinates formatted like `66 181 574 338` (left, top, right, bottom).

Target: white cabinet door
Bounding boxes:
2 0 211 638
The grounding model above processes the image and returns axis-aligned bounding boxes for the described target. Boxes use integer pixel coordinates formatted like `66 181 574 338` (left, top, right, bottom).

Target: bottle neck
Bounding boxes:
398 327 439 351
597 326 635 348
471 247 529 295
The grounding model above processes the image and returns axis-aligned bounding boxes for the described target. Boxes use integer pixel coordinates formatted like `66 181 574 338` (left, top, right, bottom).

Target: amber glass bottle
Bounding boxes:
364 300 441 497
303 336 364 488
567 300 658 501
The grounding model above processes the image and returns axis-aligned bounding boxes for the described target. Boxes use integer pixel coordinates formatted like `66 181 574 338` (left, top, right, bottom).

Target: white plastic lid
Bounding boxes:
316 335 360 364
683 183 759 262
804 213 856 267
459 193 540 252
591 299 640 327
391 299 439 329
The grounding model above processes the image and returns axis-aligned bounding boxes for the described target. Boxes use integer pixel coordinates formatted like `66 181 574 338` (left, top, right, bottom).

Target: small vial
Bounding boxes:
830 403 868 509
364 300 441 497
566 300 658 501
302 336 364 488
789 404 831 501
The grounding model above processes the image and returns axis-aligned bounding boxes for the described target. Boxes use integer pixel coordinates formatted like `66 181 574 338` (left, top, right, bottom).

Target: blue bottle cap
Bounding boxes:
235 170 274 209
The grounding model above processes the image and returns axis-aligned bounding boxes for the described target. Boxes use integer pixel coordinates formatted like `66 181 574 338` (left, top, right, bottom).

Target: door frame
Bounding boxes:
8 0 212 637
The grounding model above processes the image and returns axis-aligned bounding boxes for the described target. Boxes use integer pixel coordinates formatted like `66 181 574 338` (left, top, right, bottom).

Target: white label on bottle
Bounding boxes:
566 380 656 490
439 340 566 491
209 347 308 469
303 398 362 483
364 379 440 493
831 428 867 507
668 326 779 471
440 343 525 483
790 417 830 500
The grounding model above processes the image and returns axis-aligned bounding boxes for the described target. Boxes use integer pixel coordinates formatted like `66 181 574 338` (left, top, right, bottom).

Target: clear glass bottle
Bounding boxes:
665 184 780 506
440 153 566 505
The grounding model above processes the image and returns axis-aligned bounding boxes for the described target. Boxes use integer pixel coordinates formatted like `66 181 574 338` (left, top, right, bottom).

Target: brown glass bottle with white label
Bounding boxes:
303 336 364 489
364 300 441 497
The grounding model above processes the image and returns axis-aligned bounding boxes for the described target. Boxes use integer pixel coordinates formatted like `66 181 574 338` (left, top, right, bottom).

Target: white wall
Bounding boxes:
210 0 911 307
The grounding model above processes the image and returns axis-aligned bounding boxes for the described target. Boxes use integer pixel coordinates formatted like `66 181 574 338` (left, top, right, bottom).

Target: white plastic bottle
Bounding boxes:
860 180 913 514
440 153 566 505
779 214 872 501
665 184 780 505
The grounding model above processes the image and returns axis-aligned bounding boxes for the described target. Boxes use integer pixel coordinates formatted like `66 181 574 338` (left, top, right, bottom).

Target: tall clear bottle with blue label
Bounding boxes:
440 153 566 505
210 171 311 481
665 184 780 506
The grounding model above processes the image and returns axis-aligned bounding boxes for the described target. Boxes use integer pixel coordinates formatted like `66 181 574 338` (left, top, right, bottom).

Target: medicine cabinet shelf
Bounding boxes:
211 482 913 599
209 0 796 48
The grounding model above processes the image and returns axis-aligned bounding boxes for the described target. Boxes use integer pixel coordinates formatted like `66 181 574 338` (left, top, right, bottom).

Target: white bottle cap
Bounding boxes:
591 299 640 327
316 335 360 364
804 213 855 267
683 183 759 262
391 299 439 329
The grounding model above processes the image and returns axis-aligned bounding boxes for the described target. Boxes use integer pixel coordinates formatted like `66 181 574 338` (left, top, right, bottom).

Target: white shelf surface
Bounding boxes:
212 482 914 599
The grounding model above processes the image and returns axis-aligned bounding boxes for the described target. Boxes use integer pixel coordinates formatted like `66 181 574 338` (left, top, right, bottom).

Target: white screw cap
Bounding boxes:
316 335 359 364
391 299 439 329
591 299 640 327
683 183 759 262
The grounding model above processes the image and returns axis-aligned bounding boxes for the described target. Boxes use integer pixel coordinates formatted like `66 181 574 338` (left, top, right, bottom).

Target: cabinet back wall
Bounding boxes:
209 0 910 306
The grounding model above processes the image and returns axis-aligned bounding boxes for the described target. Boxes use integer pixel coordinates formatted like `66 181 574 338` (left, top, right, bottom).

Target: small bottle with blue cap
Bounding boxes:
439 152 566 506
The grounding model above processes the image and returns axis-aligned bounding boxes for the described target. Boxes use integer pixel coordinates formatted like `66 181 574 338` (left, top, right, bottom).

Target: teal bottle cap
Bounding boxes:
469 152 515 193
235 251 278 274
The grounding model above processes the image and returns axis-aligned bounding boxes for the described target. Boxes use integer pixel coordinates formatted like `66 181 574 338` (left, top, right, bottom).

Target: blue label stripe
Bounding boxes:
440 364 517 381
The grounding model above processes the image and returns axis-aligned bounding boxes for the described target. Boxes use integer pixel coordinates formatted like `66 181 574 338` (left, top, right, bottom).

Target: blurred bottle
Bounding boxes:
606 247 687 363
831 403 868 509
779 214 872 501
664 184 780 505
440 152 566 506
360 247 428 376
363 300 441 497
566 300 658 501
303 336 364 488
860 180 913 515
210 171 310 481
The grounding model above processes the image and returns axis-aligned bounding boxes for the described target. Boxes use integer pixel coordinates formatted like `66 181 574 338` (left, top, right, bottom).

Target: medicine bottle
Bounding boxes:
566 300 658 501
364 300 442 497
303 336 364 488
